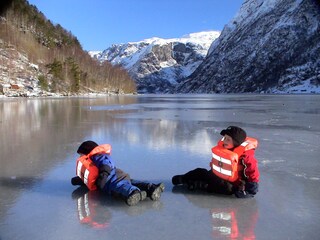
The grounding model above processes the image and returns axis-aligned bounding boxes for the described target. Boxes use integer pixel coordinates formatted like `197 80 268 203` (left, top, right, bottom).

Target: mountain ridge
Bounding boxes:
90 31 220 93
176 0 320 93
91 0 320 94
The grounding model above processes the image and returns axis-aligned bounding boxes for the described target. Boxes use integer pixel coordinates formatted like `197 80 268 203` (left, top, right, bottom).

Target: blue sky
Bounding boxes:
27 0 243 51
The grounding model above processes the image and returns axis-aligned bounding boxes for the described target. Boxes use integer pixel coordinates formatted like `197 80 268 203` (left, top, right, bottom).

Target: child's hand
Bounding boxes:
238 180 246 191
235 190 253 198
71 176 85 186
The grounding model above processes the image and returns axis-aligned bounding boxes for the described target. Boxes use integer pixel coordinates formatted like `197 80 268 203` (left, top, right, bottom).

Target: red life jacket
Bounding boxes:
210 137 258 182
76 144 112 190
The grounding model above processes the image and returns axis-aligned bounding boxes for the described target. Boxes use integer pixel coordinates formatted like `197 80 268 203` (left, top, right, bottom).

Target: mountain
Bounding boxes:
90 31 220 93
0 0 136 97
176 0 320 94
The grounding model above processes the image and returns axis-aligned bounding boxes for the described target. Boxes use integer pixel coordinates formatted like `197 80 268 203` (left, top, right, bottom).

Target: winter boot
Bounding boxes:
126 190 147 206
149 183 165 201
172 175 184 185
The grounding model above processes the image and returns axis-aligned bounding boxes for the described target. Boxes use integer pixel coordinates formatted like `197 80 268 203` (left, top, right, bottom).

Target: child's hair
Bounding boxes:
220 126 246 147
77 140 98 155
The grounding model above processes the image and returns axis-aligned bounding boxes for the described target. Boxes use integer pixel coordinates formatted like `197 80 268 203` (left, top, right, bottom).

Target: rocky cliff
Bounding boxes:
90 31 220 93
176 0 320 93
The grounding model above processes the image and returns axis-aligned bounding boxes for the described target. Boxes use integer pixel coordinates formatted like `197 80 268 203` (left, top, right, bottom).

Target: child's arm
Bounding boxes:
241 150 259 182
235 151 259 198
91 154 115 170
90 154 116 190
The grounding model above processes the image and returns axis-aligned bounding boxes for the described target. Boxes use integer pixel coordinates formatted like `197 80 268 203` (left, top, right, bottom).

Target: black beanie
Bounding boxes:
77 140 98 155
220 126 247 147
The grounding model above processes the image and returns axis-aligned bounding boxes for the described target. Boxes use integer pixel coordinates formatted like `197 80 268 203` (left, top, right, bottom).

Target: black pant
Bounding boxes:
183 168 234 195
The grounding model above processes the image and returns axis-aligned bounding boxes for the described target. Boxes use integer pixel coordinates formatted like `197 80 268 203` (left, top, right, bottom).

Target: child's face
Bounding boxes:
222 135 235 149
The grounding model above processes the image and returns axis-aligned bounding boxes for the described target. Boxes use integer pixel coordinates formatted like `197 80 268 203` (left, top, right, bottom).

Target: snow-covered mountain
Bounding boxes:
89 31 220 93
176 0 320 93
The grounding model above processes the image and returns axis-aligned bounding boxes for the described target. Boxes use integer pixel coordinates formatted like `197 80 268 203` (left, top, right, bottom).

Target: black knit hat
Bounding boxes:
220 126 247 147
77 140 98 155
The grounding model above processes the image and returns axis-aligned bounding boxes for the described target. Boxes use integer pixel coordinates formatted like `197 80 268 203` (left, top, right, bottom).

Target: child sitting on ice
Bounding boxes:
172 126 259 198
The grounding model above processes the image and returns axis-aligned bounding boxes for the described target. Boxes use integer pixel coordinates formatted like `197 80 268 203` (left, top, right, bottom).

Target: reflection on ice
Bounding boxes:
1 94 320 240
172 186 258 239
72 185 165 231
74 187 111 230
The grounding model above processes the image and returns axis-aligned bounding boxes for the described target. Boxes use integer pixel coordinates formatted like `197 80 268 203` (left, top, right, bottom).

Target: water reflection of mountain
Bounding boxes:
0 96 138 221
85 98 226 157
0 95 221 223
1 98 84 177
0 97 138 177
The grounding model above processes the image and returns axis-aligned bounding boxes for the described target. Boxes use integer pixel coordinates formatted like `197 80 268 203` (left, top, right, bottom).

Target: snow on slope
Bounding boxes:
89 31 220 93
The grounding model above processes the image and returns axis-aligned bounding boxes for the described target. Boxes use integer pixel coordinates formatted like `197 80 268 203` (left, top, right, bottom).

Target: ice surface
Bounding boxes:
0 94 319 240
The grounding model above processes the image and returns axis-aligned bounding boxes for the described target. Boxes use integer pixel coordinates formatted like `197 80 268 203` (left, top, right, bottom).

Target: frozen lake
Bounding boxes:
0 94 319 240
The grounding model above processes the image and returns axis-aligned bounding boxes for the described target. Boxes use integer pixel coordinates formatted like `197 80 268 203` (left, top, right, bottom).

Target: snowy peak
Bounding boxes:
89 31 220 93
177 0 320 93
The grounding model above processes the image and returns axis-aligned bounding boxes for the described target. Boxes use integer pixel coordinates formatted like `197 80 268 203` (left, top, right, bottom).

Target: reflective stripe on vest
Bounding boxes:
211 137 258 182
211 152 232 176
77 161 83 177
75 144 112 191
83 169 90 185
76 156 99 191
212 152 232 165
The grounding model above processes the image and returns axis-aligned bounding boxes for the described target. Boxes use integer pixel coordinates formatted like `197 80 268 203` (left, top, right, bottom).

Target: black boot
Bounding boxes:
172 175 184 185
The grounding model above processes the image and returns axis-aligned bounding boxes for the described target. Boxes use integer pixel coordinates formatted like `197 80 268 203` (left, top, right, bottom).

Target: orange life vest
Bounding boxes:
76 144 112 190
210 137 258 182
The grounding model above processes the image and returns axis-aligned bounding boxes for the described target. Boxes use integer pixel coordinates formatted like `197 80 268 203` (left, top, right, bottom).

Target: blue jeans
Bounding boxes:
103 177 140 197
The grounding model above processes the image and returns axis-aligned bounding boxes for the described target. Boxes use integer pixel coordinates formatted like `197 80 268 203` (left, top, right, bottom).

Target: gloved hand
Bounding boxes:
234 190 254 198
234 181 258 198
71 176 85 186
238 180 245 191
